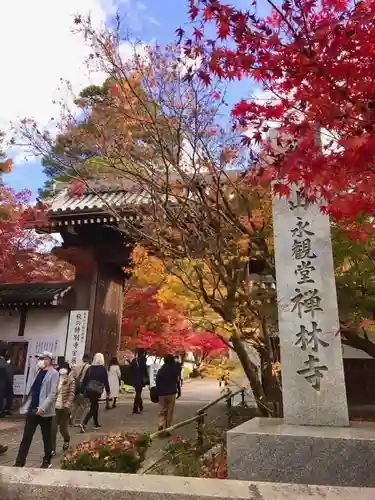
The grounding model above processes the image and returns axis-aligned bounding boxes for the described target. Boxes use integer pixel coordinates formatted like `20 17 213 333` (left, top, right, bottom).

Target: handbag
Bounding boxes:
85 379 104 397
150 386 159 403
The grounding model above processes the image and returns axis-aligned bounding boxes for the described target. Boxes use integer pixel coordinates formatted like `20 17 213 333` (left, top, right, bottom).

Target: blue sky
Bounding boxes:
3 0 267 197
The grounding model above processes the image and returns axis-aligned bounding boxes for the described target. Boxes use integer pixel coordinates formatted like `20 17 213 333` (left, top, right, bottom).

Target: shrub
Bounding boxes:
200 447 228 479
61 432 150 473
156 431 228 478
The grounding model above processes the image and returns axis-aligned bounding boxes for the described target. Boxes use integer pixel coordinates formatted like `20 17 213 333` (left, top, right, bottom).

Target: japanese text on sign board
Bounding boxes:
289 191 329 391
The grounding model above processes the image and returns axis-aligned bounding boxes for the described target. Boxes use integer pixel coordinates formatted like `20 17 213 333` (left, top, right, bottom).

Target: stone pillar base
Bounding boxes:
227 417 375 487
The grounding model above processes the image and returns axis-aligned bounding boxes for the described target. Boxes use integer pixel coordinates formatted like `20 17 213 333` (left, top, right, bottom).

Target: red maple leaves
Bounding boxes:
121 286 227 357
0 184 72 283
184 0 375 237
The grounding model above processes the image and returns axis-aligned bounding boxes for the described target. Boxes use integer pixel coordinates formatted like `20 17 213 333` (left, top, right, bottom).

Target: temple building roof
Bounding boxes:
0 282 74 308
40 182 148 228
39 171 246 230
49 188 147 214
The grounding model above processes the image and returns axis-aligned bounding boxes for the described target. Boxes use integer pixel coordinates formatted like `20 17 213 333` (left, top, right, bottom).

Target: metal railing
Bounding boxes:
150 387 247 447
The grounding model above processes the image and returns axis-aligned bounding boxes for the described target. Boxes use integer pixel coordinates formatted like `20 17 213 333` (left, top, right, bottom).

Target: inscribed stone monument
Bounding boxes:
272 185 349 426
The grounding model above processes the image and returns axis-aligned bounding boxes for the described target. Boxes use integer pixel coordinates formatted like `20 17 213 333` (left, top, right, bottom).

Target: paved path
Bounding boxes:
0 379 227 469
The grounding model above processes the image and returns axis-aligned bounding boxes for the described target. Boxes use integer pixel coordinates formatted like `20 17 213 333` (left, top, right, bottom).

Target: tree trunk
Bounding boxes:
231 334 271 417
259 318 283 417
260 357 283 417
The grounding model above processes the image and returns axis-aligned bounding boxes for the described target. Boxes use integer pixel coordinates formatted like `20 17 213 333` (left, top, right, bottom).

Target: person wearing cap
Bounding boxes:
14 350 59 469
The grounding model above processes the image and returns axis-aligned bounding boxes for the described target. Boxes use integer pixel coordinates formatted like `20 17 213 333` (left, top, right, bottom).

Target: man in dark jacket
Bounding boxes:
4 357 14 414
130 350 149 414
0 345 11 417
0 345 10 454
156 355 181 431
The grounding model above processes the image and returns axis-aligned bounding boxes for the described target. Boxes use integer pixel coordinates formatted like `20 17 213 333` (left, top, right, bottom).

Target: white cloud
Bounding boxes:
147 15 160 26
0 0 135 157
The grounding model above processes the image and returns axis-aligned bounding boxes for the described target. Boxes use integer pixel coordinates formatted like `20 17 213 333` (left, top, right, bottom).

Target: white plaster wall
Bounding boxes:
0 311 21 340
24 309 69 354
0 308 69 395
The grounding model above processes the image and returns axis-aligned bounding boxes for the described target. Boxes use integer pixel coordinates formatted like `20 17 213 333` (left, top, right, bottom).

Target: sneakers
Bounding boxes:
40 461 52 469
79 424 86 433
93 424 102 430
0 445 8 455
62 442 70 452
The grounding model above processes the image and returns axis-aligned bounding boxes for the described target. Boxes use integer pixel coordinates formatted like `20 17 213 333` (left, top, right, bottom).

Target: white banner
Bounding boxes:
149 363 162 388
65 310 89 366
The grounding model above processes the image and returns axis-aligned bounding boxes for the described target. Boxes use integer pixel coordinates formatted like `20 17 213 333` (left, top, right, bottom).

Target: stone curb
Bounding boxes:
1 467 375 500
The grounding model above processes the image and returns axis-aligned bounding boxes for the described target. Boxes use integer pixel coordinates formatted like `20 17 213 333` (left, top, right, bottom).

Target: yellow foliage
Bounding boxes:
201 358 242 379
130 246 234 337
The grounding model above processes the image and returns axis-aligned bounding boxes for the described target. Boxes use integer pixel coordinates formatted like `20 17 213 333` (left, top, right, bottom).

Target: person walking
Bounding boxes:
130 349 149 414
51 362 75 454
4 356 14 415
156 355 181 431
71 354 91 426
106 357 121 410
0 345 11 418
14 351 59 469
79 353 110 433
175 357 183 387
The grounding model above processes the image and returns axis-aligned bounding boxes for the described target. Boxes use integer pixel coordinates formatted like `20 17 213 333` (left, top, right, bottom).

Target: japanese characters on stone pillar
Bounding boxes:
272 185 349 426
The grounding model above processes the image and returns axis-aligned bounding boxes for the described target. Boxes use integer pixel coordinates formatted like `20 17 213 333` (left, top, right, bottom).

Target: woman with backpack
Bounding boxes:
79 353 110 433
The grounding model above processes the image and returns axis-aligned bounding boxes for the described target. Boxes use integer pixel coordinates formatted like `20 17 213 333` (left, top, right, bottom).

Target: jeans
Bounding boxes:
133 386 143 413
83 396 100 427
51 409 70 451
15 414 53 466
158 394 176 429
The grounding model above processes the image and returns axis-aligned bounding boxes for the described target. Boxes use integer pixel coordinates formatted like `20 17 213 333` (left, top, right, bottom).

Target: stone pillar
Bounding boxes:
272 185 348 426
227 186 375 488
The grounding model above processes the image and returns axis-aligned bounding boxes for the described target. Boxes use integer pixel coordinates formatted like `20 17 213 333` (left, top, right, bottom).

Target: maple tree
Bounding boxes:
0 132 13 175
18 19 281 415
0 183 73 283
182 0 375 235
18 11 375 409
30 73 171 197
0 132 73 283
121 284 227 359
332 223 375 357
